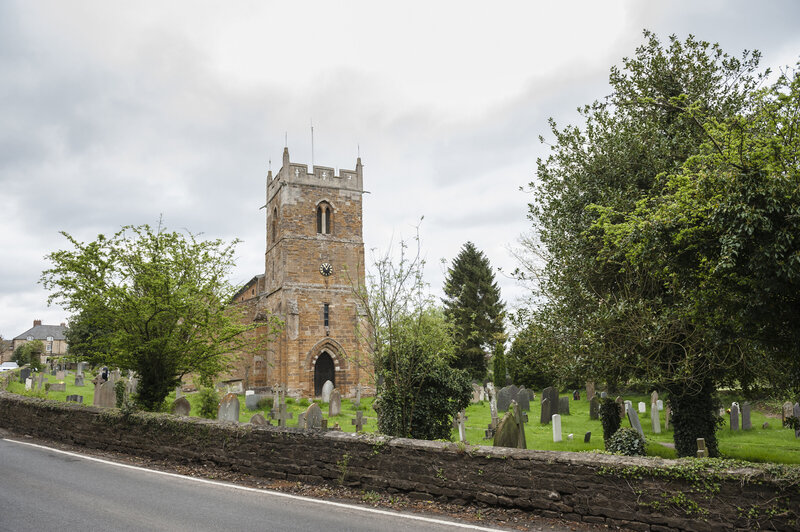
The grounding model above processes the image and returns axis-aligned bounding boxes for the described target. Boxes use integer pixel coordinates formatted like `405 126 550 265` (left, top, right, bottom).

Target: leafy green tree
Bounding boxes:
442 242 505 380
522 31 781 456
492 341 506 389
12 340 44 370
41 222 280 410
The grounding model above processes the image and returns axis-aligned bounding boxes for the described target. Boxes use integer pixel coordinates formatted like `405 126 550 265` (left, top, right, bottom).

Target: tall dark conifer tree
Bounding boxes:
443 242 505 380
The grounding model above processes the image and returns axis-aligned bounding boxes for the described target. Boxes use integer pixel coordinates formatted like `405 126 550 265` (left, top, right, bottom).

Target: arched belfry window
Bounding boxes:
316 202 332 234
271 207 278 244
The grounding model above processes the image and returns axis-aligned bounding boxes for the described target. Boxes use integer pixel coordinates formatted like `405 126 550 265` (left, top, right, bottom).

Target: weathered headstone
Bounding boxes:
93 381 116 408
656 399 664 411
351 410 365 432
296 412 306 427
741 402 751 430
540 397 551 425
66 395 83 403
471 383 483 403
584 431 591 443
730 402 740 431
455 410 468 442
782 401 794 427
24 377 33 391
585 381 595 402
697 438 708 458
497 385 514 413
171 396 191 416
638 402 646 414
589 396 600 420
19 368 30 384
650 390 658 405
353 384 362 409
572 390 580 401
552 413 562 442
650 403 661 434
76 362 86 376
56 370 66 380
217 393 240 423
321 380 334 402
250 413 269 426
50 382 66 392
515 387 530 412
542 387 559 416
245 392 265 411
558 396 570 415
493 410 520 449
175 386 183 399
74 375 84 387
304 403 324 430
329 389 342 417
626 404 644 438
665 405 671 430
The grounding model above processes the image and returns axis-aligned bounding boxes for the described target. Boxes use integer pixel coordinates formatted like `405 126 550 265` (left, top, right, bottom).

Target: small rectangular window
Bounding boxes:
323 303 330 327
46 343 52 352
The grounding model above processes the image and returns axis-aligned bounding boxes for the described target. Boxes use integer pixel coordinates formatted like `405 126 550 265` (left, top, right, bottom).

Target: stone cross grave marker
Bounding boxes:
321 380 334 403
650 402 661 434
272 402 293 428
351 410 365 432
782 401 794 427
626 403 645 438
250 413 269 426
455 409 468 442
496 385 514 413
558 396 570 415
638 402 646 414
552 413 562 442
74 375 84 387
741 402 751 430
730 402 740 431
217 393 240 423
353 384 362 409
304 402 324 430
329 388 341 417
697 438 708 458
271 383 284 419
589 395 600 420
585 381 595 402
172 396 191 416
515 387 530 412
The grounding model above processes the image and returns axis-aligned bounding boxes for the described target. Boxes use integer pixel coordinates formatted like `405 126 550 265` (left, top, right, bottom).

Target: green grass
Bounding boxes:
7 373 798 465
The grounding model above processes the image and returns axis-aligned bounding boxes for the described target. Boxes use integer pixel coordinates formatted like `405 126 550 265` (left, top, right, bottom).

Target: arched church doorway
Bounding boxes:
314 351 335 396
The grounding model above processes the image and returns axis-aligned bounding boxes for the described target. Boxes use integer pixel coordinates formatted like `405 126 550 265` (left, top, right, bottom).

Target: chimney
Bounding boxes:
33 319 42 327
60 322 66 327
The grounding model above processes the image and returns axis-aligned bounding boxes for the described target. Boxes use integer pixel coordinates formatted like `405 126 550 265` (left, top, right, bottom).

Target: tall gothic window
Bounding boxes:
316 202 332 234
271 207 278 244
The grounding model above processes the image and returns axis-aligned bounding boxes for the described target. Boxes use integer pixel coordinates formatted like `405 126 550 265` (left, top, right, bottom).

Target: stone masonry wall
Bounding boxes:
1 392 797 532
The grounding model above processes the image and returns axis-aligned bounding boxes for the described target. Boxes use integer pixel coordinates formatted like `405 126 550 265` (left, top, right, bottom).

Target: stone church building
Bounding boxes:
231 147 368 398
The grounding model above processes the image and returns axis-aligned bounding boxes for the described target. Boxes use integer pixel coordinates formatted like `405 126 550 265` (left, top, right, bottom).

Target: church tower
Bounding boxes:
256 147 367 397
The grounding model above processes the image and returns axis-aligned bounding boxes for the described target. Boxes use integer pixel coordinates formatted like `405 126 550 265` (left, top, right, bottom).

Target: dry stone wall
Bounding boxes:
1 392 797 532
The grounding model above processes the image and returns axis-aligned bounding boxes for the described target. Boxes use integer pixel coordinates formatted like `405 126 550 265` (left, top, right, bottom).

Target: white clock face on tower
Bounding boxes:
319 262 333 276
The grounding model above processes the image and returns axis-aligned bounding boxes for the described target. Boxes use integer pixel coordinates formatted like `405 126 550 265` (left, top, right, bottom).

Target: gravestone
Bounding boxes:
296 412 306 427
321 380 334 402
471 383 483 403
37 374 46 390
638 402 646 414
589 396 600 420
493 410 520 449
650 403 661 434
175 386 183 399
665 405 671 430
304 403 324 430
552 414 562 442
656 399 664 411
626 404 644 438
50 382 66 392
455 410 468 442
540 397 551 425
217 393 240 423
794 403 800 438
171 397 191 416
74 375 84 387
272 402 293 428
697 438 708 458
497 385 514 413
542 387 559 416
572 390 580 401
250 413 269 426
76 362 85 376
66 395 83 403
353 384 362 409
329 389 342 417
515 387 530 412
351 410 365 432
730 402 740 431
585 381 595 402
245 392 265 411
782 401 794 426
558 396 570 415
741 402 752 430
56 370 66 380
507 384 520 401
584 431 591 443
93 381 116 408
24 377 33 391
650 390 658 405
19 368 30 384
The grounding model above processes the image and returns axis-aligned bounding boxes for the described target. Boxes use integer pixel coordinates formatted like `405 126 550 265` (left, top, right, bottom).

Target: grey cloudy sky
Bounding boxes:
1 0 798 338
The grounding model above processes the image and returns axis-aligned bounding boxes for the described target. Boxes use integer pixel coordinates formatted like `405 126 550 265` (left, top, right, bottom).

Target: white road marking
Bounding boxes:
3 438 504 531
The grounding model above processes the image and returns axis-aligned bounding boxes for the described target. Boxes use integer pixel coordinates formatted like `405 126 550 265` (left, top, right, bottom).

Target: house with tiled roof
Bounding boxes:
12 320 68 364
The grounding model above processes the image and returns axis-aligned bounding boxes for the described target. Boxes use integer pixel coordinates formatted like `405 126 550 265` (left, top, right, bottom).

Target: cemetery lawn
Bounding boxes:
9 375 798 465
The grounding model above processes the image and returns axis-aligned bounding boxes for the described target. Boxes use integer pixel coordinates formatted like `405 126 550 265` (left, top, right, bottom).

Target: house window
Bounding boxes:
26 336 33 341
316 202 332 234
46 336 53 342
323 303 330 327
46 343 52 352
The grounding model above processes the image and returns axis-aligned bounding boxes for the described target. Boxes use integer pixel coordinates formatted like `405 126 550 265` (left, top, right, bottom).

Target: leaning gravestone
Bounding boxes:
493 410 520 449
626 403 645 438
321 380 334 402
250 413 269 426
329 389 341 417
559 396 570 415
304 403 324 430
497 385 514 413
217 393 240 423
74 375 84 387
172 396 191 416
650 403 661 434
741 402 752 430
515 387 530 412
730 402 740 431
93 381 116 408
589 395 600 420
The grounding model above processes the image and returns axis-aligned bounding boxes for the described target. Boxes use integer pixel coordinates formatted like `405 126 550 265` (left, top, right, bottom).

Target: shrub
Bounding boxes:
669 382 724 458
606 428 646 456
198 387 220 419
298 398 310 407
599 397 621 444
257 397 273 411
285 397 295 405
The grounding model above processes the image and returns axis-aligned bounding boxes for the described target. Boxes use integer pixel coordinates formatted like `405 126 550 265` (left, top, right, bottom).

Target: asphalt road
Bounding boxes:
0 438 504 532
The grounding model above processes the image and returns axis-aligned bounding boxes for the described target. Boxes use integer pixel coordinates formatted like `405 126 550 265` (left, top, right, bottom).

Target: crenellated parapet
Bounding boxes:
268 147 363 192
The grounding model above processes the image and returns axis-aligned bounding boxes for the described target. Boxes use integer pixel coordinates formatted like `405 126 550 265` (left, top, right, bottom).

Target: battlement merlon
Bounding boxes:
268 147 363 192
